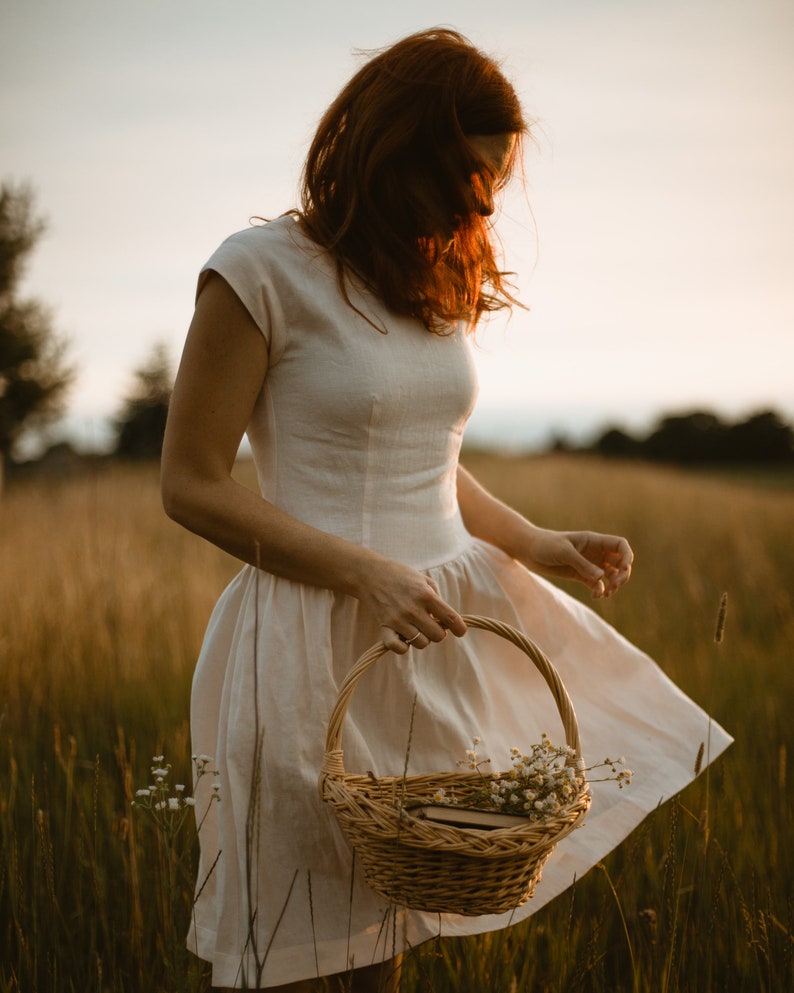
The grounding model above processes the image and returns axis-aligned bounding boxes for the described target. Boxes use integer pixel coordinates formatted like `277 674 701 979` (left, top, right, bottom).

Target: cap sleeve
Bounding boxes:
196 226 287 365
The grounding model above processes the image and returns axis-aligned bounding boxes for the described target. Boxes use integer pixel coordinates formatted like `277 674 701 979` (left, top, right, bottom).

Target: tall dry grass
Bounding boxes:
1 454 792 991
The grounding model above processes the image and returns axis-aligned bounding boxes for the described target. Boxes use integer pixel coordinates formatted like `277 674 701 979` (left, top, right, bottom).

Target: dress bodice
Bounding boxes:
201 216 480 568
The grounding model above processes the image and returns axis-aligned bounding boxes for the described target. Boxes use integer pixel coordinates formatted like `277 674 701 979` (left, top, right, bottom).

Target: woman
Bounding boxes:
162 29 730 992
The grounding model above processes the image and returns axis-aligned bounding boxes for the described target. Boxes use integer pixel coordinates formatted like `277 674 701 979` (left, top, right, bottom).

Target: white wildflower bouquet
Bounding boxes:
428 735 632 821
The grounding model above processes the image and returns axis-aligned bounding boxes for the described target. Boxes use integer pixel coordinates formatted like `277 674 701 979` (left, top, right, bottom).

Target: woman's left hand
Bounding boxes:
521 528 634 599
455 466 633 599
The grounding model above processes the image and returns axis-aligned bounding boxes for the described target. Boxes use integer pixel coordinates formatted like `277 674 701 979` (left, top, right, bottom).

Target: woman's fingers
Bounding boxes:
425 592 467 638
598 538 634 594
380 598 466 654
363 560 467 651
566 532 634 597
389 582 467 646
381 626 411 654
381 626 431 654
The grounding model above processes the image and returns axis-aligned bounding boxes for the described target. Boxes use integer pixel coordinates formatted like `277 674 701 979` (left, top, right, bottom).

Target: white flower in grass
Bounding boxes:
136 789 151 797
184 797 196 807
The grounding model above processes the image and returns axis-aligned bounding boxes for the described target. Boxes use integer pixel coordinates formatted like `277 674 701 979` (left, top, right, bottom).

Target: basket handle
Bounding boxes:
322 614 583 775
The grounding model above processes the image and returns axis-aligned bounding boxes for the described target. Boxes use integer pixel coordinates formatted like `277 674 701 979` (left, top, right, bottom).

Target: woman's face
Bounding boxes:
407 131 517 244
465 132 517 217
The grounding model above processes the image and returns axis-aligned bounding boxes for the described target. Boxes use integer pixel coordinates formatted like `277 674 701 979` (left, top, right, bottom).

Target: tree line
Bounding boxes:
587 409 794 464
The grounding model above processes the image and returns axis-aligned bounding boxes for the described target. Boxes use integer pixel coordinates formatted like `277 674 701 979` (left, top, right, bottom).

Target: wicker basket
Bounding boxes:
318 615 591 916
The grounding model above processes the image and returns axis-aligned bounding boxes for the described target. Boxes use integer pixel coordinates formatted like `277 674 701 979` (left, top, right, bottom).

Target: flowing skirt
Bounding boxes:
188 537 732 988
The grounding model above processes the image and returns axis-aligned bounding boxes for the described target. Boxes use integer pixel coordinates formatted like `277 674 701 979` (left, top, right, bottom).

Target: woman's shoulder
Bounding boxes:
204 213 334 286
210 213 303 260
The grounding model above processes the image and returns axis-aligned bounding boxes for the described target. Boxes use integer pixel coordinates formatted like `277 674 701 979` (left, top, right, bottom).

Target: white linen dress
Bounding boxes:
188 214 732 988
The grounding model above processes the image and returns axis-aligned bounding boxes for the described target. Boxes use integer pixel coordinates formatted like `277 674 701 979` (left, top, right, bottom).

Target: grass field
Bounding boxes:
1 453 792 992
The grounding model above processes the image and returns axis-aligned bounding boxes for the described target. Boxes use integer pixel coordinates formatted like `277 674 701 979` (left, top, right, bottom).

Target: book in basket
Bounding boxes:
408 804 533 831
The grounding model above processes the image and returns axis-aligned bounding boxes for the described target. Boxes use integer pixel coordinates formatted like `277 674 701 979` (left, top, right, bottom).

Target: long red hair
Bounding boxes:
299 29 528 332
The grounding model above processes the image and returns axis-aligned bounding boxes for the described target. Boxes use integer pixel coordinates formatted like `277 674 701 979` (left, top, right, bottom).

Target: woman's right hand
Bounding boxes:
355 557 467 654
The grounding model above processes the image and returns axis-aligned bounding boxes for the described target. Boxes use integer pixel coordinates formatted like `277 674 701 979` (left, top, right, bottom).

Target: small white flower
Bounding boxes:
176 784 185 792
152 755 165 763
168 797 180 811
135 788 151 797
184 797 196 807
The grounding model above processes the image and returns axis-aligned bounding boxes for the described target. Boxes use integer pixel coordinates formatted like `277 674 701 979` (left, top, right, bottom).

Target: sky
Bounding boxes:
3 0 793 453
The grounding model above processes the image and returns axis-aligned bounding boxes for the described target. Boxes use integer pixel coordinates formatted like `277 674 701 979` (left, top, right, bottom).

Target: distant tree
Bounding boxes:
114 343 173 459
594 426 640 459
0 182 73 489
726 409 794 463
643 411 729 463
547 432 574 453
